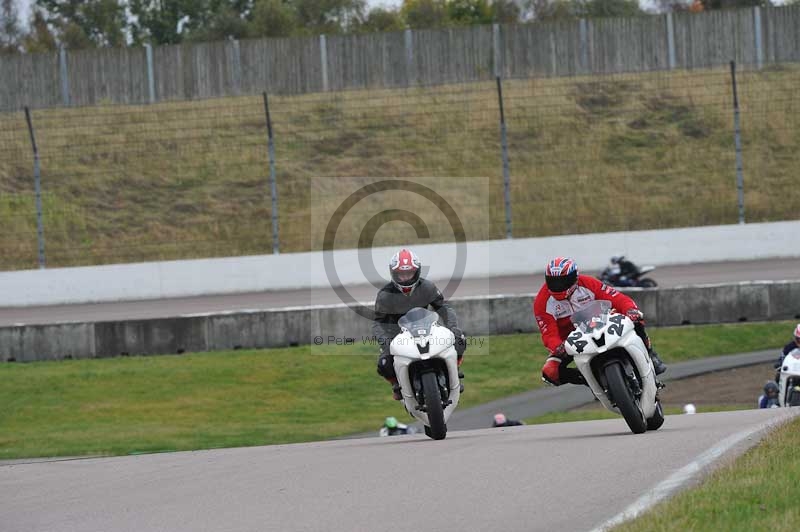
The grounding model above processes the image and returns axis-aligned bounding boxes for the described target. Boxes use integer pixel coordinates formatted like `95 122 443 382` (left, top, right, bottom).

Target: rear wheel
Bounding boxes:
647 400 665 431
605 362 647 434
638 278 658 288
421 372 446 440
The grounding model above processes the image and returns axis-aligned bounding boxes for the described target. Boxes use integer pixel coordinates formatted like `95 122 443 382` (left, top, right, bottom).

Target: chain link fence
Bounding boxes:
0 61 798 271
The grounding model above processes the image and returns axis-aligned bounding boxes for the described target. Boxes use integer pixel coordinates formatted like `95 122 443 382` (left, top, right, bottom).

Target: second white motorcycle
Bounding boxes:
778 347 800 407
563 300 664 434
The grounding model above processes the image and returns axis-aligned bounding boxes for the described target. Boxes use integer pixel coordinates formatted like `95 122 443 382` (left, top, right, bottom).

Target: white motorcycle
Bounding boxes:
391 307 461 440
777 347 800 407
563 300 664 434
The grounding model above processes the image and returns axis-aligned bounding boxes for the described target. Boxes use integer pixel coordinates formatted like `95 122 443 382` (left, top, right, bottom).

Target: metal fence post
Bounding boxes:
404 29 413 85
230 38 242 95
753 6 763 70
320 34 329 92
666 13 676 70
579 19 589 74
58 46 70 106
496 76 512 239
263 93 280 254
492 23 501 79
144 43 156 103
24 107 46 268
729 61 745 225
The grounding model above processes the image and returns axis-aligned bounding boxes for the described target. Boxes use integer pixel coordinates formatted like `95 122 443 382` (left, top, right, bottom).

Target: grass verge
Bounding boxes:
523 405 750 425
613 415 800 531
0 320 793 459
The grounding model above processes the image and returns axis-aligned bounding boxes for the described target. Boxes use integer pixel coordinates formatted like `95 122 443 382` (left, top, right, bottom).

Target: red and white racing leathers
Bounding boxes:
533 274 639 355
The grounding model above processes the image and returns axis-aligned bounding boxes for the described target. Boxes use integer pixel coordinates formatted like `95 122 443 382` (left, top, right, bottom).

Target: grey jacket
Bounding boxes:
372 278 459 353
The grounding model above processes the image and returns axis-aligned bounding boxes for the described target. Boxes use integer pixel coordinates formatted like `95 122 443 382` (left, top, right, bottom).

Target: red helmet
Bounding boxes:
545 257 579 300
794 323 800 342
390 249 421 295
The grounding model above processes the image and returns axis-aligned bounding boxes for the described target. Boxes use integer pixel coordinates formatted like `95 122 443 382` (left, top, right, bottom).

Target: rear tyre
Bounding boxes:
605 362 647 434
646 400 665 431
638 278 658 288
421 372 447 440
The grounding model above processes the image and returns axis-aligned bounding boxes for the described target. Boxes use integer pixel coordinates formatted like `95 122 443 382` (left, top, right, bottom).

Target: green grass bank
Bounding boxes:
0 320 793 459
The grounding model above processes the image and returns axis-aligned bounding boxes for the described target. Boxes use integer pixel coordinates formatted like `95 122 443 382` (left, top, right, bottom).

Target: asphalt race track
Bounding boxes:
2 408 797 532
1 258 798 326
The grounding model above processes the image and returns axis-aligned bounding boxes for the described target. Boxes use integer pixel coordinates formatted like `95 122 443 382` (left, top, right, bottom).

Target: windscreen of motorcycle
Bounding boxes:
569 300 612 333
398 307 439 337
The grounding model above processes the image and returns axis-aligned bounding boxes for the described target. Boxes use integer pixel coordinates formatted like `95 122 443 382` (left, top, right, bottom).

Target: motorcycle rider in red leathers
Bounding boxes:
534 257 667 386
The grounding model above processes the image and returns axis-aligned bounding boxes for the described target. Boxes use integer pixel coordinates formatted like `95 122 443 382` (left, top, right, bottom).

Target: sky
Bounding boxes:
15 0 30 22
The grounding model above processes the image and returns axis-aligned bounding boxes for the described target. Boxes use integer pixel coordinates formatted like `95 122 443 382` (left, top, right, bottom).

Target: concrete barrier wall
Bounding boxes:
1 220 799 308
3 281 799 363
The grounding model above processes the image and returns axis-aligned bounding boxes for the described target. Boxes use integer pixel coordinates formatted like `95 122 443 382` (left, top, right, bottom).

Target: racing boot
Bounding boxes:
649 348 667 375
458 369 465 393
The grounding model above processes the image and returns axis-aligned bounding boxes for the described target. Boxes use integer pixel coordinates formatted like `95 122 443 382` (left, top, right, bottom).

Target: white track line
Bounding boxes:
590 409 800 532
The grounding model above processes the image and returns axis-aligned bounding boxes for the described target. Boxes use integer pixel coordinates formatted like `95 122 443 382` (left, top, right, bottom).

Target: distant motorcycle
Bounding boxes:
600 257 658 288
378 422 417 437
777 347 800 407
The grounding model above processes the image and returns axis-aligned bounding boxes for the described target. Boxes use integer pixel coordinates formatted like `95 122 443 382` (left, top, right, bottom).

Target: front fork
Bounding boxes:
604 360 642 406
412 370 452 412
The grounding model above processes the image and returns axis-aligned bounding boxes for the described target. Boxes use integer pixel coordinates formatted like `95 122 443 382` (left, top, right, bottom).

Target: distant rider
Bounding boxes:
534 257 667 386
758 381 780 409
372 248 466 400
379 416 416 436
492 413 525 427
609 255 640 287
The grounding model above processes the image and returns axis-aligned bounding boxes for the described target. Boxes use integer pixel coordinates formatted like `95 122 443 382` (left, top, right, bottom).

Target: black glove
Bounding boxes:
452 327 467 357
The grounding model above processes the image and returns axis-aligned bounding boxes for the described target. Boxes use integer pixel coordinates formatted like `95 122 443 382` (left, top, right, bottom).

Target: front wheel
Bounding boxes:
788 386 800 407
647 400 665 431
605 362 647 434
421 372 446 440
638 278 658 288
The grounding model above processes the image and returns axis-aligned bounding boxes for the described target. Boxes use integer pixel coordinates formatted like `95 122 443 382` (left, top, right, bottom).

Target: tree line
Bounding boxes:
0 0 777 53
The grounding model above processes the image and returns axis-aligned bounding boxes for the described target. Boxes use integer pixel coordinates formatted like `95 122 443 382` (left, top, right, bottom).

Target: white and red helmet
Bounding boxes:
545 257 579 301
390 248 421 295
794 323 800 342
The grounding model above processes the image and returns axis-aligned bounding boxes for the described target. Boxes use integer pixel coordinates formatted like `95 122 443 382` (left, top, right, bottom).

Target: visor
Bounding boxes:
394 270 416 283
546 272 577 293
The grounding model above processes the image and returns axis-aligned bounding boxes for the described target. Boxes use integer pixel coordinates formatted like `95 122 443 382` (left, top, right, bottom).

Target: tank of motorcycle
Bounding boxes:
391 326 460 425
778 348 800 407
569 316 658 420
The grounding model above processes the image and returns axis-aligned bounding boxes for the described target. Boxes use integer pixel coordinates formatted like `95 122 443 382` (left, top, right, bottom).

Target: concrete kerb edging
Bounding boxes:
2 281 800 362
344 349 781 438
590 406 800 531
